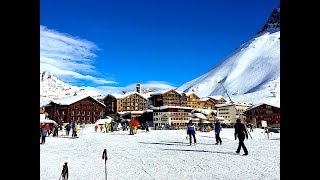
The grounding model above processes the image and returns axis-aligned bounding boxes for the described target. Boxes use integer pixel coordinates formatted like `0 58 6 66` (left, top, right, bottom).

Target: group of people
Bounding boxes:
40 122 80 144
186 118 249 155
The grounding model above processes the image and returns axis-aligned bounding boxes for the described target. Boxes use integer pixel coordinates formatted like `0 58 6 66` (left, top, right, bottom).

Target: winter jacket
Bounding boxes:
187 125 196 134
234 122 248 139
74 125 78 132
214 122 221 133
41 127 47 136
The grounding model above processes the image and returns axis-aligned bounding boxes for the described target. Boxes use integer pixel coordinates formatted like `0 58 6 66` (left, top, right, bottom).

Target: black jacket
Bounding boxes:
62 164 68 179
234 122 248 139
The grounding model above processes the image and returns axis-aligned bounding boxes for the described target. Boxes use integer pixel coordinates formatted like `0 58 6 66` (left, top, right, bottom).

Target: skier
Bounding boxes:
61 162 68 180
214 120 222 145
145 123 149 132
186 120 197 145
234 119 249 155
94 124 98 132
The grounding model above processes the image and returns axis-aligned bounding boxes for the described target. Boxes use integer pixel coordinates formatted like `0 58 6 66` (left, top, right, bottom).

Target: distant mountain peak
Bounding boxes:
176 8 280 107
256 7 280 35
40 71 103 106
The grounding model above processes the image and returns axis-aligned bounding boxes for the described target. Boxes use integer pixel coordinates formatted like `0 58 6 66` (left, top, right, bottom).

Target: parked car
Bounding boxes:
267 128 280 133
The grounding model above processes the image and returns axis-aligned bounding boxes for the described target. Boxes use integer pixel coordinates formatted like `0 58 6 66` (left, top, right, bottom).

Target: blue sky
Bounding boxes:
40 0 279 94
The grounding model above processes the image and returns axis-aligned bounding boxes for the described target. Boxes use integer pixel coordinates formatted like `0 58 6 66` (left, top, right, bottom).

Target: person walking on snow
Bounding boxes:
214 120 222 145
61 162 68 180
41 125 47 144
187 120 197 145
234 119 249 155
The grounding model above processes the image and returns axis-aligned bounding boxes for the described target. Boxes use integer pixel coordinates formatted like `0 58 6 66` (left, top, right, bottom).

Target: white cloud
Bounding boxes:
81 81 176 95
40 25 117 85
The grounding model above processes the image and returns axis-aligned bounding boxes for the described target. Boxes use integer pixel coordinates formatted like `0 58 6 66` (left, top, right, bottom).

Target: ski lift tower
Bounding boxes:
218 80 252 139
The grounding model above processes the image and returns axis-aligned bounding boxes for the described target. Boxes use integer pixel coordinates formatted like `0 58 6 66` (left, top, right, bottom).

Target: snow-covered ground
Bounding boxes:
40 125 280 180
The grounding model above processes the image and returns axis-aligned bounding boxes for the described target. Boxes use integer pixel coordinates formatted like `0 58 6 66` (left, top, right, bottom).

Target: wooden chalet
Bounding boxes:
207 96 227 104
243 103 280 128
44 95 106 125
185 92 200 108
199 97 216 109
103 92 148 119
149 89 186 107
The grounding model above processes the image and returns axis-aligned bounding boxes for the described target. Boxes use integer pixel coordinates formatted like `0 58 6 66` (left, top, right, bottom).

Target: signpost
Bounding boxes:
261 120 269 139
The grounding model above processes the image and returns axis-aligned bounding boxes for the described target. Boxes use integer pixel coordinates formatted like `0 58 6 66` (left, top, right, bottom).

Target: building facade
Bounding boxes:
243 103 280 128
215 103 251 124
44 95 106 125
199 97 216 109
152 106 193 128
186 92 200 108
103 92 148 119
149 89 184 107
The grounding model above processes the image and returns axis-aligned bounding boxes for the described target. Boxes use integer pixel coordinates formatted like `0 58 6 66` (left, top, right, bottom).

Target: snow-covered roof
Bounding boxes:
244 102 280 112
152 106 194 110
108 92 148 100
199 97 211 102
143 109 153 113
215 103 251 108
50 94 105 107
130 111 144 114
193 113 207 119
191 108 216 115
150 89 173 96
207 96 225 101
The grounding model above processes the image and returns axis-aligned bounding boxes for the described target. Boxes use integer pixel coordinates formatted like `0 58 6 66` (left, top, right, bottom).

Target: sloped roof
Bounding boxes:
150 89 173 96
193 113 207 119
152 106 194 110
50 95 105 107
244 102 280 112
199 97 211 102
207 95 225 101
191 108 216 115
108 92 148 100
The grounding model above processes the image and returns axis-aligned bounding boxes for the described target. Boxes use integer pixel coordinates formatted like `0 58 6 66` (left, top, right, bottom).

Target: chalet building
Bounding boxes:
152 106 193 128
149 89 187 107
137 109 153 125
199 97 216 109
44 95 106 125
185 92 200 108
243 103 280 128
215 103 252 124
191 108 217 122
103 92 148 119
207 96 227 104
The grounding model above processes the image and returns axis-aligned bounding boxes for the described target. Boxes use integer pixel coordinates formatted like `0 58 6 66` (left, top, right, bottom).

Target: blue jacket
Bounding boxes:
187 125 195 134
41 127 47 136
214 123 221 133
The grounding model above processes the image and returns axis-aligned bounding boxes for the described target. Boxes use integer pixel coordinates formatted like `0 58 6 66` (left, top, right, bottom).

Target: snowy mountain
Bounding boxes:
40 71 103 106
176 8 280 107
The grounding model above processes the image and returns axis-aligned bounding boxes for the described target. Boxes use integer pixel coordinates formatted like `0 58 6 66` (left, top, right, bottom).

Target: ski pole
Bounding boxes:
102 149 108 180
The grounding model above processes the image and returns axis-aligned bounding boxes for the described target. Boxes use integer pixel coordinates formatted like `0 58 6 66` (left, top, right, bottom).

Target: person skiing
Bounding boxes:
214 120 222 145
61 162 68 180
234 119 249 155
94 124 98 132
186 120 197 145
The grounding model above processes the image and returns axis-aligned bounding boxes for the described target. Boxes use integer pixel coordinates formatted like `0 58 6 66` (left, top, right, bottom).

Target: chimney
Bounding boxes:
136 83 141 94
